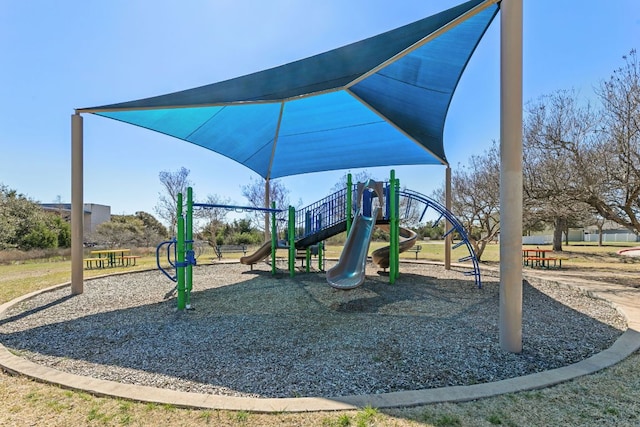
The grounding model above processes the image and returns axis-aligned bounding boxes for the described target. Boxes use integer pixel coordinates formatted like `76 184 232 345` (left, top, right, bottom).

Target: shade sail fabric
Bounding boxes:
80 0 499 179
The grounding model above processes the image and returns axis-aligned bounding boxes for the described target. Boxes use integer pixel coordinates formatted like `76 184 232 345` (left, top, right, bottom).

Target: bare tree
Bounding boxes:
586 214 607 246
155 167 193 233
523 89 597 250
197 194 231 246
436 142 500 261
587 50 640 232
329 170 377 194
523 52 640 240
241 176 293 238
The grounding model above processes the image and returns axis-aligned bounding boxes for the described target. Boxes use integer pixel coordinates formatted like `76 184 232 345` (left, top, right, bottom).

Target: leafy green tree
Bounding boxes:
0 185 17 249
0 184 53 250
135 211 169 239
214 218 262 245
372 227 389 242
18 222 57 250
46 214 71 248
93 215 160 247
414 220 445 240
230 219 262 244
197 194 231 247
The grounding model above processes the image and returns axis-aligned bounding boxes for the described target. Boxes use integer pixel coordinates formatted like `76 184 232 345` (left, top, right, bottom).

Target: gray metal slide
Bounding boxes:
326 208 378 290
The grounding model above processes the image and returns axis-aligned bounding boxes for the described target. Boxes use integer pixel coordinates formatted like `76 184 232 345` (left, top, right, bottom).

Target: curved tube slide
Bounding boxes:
371 224 418 269
326 208 378 290
240 241 272 265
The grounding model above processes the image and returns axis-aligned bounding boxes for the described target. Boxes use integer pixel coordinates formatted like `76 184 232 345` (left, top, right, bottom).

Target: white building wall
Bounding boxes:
84 204 111 234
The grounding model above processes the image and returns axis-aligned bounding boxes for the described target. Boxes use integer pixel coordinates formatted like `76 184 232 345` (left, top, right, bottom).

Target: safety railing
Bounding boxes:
294 186 357 240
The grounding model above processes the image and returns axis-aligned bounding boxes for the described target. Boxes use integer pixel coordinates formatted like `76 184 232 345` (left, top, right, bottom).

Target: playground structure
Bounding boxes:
157 171 481 310
71 0 527 352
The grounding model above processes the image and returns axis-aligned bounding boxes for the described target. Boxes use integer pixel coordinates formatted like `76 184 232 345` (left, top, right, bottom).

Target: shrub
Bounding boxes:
18 222 58 250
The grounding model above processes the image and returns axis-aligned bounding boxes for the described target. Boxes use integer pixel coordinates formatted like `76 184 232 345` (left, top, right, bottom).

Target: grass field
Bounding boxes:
1 242 639 426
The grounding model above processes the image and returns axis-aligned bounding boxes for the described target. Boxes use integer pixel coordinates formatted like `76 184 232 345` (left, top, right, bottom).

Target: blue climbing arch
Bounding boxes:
398 189 482 288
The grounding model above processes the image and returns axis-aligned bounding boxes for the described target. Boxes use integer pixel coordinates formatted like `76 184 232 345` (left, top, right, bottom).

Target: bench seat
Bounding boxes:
214 245 248 260
121 255 141 266
406 245 422 259
524 256 564 268
84 258 104 269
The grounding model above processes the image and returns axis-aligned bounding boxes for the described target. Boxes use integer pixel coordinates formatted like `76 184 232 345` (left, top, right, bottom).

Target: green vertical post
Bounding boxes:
393 178 400 279
306 247 311 273
389 170 398 284
185 187 193 309
346 173 353 236
176 193 186 310
271 201 277 275
318 241 323 271
288 206 295 277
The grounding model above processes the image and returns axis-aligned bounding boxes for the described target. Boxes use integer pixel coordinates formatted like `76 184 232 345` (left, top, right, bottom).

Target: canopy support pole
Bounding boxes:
71 113 84 295
444 165 452 270
264 178 270 240
499 0 523 353
264 102 285 240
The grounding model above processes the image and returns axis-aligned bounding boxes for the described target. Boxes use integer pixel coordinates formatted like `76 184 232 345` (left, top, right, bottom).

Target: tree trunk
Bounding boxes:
552 217 564 251
597 224 604 246
470 238 484 262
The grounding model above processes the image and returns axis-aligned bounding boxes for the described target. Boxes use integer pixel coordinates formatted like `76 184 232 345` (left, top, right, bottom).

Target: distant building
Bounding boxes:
40 203 111 234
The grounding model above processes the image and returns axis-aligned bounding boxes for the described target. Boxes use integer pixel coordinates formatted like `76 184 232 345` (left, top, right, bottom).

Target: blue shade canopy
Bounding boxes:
79 0 499 179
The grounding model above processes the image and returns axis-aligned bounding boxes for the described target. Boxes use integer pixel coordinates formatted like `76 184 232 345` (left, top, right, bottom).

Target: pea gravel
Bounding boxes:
0 262 626 398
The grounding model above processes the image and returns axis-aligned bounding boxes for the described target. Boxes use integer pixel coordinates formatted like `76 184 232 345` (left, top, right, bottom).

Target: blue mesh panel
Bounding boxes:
247 92 440 178
97 107 224 140
85 1 499 179
278 91 384 137
186 103 281 164
350 6 498 164
269 123 441 178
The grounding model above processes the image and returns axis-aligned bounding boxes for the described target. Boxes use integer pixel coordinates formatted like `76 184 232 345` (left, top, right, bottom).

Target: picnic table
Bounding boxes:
522 247 565 268
88 249 132 268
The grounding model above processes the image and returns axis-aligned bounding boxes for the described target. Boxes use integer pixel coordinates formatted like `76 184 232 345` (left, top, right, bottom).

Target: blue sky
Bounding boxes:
1 0 638 219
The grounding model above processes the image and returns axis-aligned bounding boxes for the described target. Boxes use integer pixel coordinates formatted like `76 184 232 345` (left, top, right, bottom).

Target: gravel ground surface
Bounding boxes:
0 262 626 399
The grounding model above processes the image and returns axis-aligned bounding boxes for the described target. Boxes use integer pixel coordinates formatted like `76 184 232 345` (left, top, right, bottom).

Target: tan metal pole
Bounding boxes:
499 0 523 353
71 113 84 295
444 165 452 270
264 178 270 240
